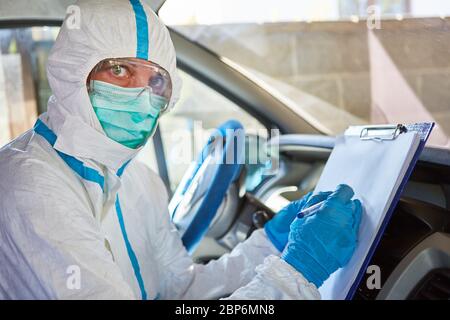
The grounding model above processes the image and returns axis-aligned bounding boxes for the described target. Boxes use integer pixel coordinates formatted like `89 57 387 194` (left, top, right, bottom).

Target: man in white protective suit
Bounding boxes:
0 0 362 300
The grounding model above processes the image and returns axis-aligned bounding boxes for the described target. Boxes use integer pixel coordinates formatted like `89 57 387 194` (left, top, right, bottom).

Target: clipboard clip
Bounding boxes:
360 124 408 141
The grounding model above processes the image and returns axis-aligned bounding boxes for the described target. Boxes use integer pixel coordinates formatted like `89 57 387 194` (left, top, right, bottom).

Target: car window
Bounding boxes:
0 27 58 146
160 0 450 150
158 69 268 192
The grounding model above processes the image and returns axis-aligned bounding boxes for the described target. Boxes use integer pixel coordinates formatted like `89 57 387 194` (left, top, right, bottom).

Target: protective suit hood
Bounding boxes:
44 0 181 170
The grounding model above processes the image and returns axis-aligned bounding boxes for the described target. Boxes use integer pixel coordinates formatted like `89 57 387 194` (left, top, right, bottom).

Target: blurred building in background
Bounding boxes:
161 0 450 148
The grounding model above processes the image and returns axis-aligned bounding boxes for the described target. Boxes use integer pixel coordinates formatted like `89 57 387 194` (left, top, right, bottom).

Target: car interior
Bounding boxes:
198 134 450 300
0 0 449 300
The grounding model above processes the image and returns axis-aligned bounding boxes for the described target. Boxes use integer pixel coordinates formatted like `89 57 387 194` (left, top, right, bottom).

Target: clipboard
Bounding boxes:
346 122 434 299
313 122 434 300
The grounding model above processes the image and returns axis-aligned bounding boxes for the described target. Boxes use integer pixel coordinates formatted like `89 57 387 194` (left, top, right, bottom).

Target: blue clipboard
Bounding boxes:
346 122 435 299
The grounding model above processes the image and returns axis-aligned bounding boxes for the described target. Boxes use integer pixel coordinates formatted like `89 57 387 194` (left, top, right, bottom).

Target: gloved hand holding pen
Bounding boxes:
281 184 362 288
264 191 333 252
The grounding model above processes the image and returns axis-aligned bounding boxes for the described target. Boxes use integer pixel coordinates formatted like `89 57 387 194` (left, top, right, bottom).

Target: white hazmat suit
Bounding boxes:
0 0 320 300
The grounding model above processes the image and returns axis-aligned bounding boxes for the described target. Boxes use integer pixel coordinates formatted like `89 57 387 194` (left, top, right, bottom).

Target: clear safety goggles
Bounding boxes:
88 57 173 113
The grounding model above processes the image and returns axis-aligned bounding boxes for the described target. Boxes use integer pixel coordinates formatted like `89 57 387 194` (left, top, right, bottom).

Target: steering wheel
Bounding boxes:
169 120 245 253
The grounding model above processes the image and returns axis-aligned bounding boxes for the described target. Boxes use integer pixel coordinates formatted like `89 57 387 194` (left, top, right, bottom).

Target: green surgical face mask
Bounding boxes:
89 80 168 149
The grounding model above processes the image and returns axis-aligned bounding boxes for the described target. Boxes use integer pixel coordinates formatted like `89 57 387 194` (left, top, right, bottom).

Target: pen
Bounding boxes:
297 200 325 219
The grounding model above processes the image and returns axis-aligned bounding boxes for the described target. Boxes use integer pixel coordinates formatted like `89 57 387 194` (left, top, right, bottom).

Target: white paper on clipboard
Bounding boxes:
314 127 421 300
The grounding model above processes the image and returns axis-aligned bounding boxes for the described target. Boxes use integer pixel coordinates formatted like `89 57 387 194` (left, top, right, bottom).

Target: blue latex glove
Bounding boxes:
264 191 332 252
281 184 362 288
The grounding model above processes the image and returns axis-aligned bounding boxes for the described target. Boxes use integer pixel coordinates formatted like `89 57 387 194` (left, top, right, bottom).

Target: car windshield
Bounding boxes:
160 0 450 150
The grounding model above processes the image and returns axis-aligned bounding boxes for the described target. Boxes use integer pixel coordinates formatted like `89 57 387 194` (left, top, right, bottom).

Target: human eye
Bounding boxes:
109 63 130 78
